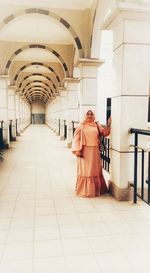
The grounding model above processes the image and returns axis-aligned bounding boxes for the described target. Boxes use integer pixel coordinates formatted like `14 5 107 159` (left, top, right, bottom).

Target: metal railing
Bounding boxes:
64 120 67 140
100 136 110 172
0 121 4 161
129 128 150 205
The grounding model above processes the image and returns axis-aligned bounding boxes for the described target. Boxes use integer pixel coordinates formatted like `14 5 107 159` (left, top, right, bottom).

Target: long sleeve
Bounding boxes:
72 126 84 153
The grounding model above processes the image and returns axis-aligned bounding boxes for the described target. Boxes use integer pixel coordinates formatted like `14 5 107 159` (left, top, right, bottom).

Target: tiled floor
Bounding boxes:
0 124 150 273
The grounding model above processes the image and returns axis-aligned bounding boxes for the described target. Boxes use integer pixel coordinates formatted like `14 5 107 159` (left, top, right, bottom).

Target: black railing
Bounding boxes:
16 119 18 135
100 136 110 172
129 128 150 205
9 120 13 141
0 121 4 161
64 120 67 140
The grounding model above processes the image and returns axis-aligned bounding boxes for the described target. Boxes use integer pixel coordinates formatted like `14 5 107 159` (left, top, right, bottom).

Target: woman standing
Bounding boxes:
72 110 111 197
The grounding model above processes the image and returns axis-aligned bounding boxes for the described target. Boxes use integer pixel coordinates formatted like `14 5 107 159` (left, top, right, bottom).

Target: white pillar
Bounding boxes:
0 76 9 148
76 59 104 120
104 4 150 200
64 78 80 147
19 96 24 132
15 93 21 135
59 89 67 140
8 86 17 140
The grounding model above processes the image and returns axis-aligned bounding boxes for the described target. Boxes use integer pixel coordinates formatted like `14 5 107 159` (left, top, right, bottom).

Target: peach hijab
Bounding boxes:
72 110 97 153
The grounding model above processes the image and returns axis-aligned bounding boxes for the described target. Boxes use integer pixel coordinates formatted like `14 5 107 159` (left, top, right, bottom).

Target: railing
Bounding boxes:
129 128 150 205
9 120 13 141
16 119 18 135
64 120 67 140
0 121 4 161
100 136 110 172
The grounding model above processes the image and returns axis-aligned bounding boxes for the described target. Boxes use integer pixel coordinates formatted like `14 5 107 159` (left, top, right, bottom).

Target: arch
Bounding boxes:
27 89 50 100
27 92 49 103
1 8 83 57
23 84 53 98
23 85 52 98
18 73 57 90
13 62 61 88
5 44 69 77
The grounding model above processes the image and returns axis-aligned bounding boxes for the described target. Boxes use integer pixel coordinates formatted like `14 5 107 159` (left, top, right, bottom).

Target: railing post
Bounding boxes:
148 152 150 204
133 133 138 204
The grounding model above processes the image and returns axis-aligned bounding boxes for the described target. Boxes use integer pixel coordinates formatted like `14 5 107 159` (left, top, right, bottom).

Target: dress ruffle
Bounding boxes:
76 174 108 197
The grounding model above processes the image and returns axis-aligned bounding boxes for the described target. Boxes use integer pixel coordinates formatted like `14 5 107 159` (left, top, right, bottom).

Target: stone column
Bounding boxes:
59 88 67 140
8 85 17 140
19 95 24 132
55 96 61 136
64 78 80 148
76 58 104 120
15 93 21 135
0 76 9 148
103 4 150 200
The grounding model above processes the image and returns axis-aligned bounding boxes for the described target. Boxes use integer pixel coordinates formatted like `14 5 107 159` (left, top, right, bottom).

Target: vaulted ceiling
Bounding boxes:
0 0 95 104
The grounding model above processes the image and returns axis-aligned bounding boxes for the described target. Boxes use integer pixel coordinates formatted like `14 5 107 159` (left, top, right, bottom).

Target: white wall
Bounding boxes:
31 102 45 114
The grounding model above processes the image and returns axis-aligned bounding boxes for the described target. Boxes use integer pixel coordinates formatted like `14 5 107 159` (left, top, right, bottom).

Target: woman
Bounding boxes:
72 110 111 197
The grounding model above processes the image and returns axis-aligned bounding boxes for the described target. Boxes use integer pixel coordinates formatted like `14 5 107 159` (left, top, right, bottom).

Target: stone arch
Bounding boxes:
13 63 61 89
1 8 83 57
22 83 53 97
5 44 69 77
18 73 57 90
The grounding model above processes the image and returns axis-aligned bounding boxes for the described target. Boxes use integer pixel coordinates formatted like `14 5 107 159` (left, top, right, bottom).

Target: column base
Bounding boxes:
60 136 65 141
109 181 130 201
11 136 16 141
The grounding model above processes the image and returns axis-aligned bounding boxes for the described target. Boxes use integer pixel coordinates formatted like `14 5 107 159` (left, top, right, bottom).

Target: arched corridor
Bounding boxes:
0 0 150 271
0 125 150 273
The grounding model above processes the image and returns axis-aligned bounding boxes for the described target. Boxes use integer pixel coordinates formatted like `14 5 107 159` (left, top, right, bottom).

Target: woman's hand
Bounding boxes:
76 151 83 157
107 116 112 127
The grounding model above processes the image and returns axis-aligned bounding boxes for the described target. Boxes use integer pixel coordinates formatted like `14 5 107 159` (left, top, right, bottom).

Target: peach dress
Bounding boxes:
72 122 110 197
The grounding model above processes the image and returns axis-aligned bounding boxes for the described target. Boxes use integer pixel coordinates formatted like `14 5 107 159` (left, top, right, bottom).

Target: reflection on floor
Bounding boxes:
0 125 150 273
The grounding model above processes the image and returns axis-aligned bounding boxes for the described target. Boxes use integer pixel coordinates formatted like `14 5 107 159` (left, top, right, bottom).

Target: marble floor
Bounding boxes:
0 124 150 273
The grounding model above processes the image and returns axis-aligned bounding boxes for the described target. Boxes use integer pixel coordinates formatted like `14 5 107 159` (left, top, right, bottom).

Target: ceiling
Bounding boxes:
0 0 94 10
0 0 91 104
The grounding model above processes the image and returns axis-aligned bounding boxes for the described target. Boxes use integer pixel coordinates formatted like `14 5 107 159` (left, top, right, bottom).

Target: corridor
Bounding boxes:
0 125 150 273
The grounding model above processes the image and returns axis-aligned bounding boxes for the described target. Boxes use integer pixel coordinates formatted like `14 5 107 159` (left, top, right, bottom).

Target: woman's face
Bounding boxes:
86 110 94 122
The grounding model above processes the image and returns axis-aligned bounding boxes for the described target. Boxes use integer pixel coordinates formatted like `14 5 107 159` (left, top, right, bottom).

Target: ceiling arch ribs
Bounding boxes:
18 80 57 93
20 80 54 96
0 8 84 58
27 89 50 101
13 62 62 90
17 73 58 91
27 92 49 103
23 85 52 99
4 44 69 78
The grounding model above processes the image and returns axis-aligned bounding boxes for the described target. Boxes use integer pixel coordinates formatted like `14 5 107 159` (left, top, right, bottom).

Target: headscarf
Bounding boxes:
81 110 96 126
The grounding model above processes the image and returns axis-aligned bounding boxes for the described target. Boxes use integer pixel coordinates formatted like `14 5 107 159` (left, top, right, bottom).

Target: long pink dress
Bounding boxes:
72 122 110 197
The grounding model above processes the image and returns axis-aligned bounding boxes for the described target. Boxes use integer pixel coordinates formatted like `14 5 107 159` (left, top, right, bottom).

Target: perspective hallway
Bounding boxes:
0 125 150 273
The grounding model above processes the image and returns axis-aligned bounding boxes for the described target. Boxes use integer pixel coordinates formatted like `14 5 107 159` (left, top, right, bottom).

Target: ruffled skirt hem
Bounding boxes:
76 174 108 197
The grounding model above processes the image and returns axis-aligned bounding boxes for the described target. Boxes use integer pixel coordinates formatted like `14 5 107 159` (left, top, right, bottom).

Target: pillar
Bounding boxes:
76 59 104 120
8 85 17 140
0 76 9 148
104 4 150 200
64 78 80 148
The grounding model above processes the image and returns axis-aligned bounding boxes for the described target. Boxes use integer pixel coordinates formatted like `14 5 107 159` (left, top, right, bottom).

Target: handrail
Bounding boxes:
129 127 150 205
129 128 150 136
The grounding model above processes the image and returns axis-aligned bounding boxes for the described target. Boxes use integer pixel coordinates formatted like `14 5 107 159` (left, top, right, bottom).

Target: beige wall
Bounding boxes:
31 102 45 114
